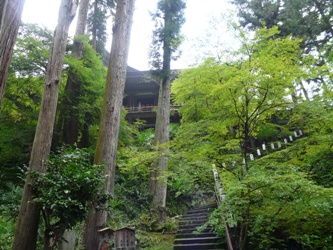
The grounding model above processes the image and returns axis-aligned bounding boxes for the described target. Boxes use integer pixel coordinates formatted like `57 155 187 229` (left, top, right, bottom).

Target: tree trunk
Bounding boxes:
0 0 26 107
59 0 90 147
83 0 135 248
91 0 99 50
59 230 76 250
12 1 79 249
150 0 173 222
54 0 90 246
151 75 170 221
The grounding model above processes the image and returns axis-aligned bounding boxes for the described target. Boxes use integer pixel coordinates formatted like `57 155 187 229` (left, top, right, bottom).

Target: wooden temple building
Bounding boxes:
123 66 180 128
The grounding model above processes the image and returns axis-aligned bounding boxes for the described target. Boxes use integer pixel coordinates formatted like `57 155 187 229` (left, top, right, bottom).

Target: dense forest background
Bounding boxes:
1 0 333 249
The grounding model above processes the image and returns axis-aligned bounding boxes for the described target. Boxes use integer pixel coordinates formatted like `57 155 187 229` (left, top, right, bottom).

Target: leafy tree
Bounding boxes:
173 26 308 161
56 0 90 147
30 147 109 249
0 0 26 106
149 0 186 222
216 146 333 249
230 0 333 54
55 36 106 148
230 0 333 101
0 23 51 190
172 26 314 249
87 0 116 55
0 76 42 185
11 23 52 77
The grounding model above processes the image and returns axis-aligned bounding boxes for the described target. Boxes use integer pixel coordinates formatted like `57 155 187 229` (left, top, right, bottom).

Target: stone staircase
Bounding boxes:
173 204 225 250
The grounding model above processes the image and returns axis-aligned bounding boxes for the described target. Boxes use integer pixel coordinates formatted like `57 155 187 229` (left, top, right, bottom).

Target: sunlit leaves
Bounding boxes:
172 27 308 164
171 25 332 248
11 23 52 77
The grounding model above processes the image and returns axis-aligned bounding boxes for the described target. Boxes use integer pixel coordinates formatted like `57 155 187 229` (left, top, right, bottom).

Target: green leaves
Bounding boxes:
30 147 109 238
149 0 186 71
171 25 333 248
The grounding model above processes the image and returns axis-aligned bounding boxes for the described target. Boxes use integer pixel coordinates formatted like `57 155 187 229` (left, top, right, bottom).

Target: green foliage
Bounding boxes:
118 109 136 147
62 35 106 134
230 0 333 54
0 77 44 185
55 34 107 148
308 148 333 188
174 26 304 125
0 216 16 250
0 183 23 249
209 136 333 249
110 123 212 231
171 25 333 248
289 98 333 136
172 26 310 165
113 144 157 227
64 35 106 87
136 232 174 250
254 123 280 141
0 182 22 219
11 23 52 77
135 128 155 148
87 0 115 55
149 0 186 71
31 147 109 244
0 23 51 183
216 164 332 248
167 150 215 212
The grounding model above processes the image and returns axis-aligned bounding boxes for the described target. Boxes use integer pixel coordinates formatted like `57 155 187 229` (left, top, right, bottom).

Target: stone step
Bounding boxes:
175 232 217 239
173 203 223 250
179 219 208 226
177 227 214 234
174 236 220 245
186 207 215 215
173 242 224 250
181 214 209 219
178 223 208 230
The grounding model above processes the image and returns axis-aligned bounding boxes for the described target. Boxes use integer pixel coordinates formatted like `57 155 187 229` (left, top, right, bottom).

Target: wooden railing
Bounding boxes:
212 164 234 250
124 105 181 113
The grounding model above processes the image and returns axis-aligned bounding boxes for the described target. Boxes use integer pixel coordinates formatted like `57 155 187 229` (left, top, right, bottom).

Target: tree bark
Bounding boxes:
151 75 170 221
151 0 173 222
59 0 90 146
59 0 90 234
12 1 79 249
83 0 135 248
59 230 76 250
0 0 26 107
91 0 99 50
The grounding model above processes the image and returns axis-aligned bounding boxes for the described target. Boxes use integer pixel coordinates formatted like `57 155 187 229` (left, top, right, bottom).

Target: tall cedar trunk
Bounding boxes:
149 81 163 193
12 1 79 249
151 0 172 222
60 0 89 146
91 0 99 50
83 0 135 248
0 0 26 106
151 76 170 221
59 2 90 247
